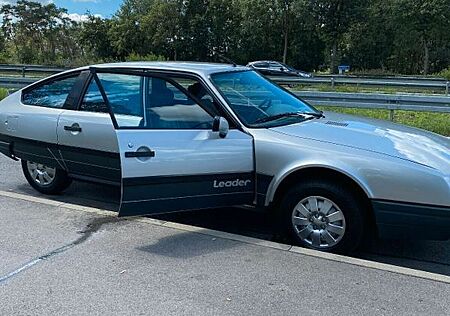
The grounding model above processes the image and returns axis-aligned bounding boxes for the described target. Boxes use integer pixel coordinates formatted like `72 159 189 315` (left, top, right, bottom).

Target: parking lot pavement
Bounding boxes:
2 156 450 277
1 194 450 315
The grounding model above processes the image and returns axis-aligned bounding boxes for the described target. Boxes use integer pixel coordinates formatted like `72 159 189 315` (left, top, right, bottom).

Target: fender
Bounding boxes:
265 160 374 206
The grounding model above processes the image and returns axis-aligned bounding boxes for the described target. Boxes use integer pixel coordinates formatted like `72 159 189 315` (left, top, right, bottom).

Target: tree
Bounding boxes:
391 0 450 75
0 0 79 65
310 0 363 73
78 15 116 61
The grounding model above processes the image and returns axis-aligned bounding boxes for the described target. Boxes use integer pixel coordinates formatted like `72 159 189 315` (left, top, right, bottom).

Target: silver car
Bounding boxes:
0 62 449 253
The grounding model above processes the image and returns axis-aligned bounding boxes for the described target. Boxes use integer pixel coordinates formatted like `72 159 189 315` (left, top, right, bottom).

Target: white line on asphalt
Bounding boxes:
0 258 42 284
1 189 450 285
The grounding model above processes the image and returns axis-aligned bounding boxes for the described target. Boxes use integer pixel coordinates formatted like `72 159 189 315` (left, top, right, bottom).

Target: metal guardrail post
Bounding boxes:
389 109 395 121
446 81 449 96
331 77 335 88
21 67 26 78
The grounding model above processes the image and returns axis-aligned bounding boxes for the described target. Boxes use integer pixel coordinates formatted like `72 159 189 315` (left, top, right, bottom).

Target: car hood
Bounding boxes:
269 111 450 174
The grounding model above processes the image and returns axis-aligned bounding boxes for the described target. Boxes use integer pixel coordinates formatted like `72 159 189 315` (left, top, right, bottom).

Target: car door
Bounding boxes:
93 70 255 217
57 71 121 184
6 73 80 168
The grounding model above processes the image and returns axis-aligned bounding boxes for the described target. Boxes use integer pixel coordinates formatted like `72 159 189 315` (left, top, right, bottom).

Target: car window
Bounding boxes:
80 79 109 113
22 75 79 108
80 74 143 127
145 77 213 129
91 73 213 129
269 62 281 68
170 77 220 117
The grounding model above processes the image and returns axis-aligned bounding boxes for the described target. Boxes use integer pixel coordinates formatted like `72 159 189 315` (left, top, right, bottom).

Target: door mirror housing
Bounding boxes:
212 116 229 138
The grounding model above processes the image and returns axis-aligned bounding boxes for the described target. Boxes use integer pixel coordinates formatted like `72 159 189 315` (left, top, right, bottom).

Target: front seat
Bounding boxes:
147 78 175 128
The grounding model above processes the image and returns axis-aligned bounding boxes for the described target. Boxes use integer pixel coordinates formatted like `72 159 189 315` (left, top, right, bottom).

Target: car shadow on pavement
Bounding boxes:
137 230 240 259
6 177 450 277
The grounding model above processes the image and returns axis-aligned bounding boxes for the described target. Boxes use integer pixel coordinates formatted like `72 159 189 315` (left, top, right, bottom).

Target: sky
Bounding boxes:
53 0 122 18
0 0 123 19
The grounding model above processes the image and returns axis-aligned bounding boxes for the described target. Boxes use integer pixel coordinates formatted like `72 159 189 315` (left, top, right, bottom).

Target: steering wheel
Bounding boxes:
258 98 273 111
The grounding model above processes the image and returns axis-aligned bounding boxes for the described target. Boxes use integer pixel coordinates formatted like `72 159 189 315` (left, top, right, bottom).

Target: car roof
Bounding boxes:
248 61 279 64
74 61 249 76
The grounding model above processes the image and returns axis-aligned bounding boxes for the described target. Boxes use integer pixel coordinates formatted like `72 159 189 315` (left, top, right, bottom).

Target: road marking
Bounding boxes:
0 259 41 284
1 189 450 285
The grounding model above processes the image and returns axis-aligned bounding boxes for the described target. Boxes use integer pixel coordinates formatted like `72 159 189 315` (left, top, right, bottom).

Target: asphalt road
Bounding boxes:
1 155 450 277
2 194 449 315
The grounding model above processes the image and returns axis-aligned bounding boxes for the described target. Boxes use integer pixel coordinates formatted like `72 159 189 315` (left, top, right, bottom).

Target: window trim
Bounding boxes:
21 71 82 109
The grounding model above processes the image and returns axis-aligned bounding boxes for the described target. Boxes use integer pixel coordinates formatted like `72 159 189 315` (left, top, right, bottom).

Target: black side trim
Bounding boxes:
372 200 450 240
256 173 274 206
120 192 254 217
0 140 18 160
120 172 255 217
0 133 121 183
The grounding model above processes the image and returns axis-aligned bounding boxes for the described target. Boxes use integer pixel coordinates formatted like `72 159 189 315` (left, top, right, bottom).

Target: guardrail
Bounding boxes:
1 64 449 94
0 64 68 77
293 91 450 120
0 77 39 89
272 76 450 95
1 74 449 120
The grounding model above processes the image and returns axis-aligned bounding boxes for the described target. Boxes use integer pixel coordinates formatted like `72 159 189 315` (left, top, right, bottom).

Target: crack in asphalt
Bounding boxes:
0 216 123 285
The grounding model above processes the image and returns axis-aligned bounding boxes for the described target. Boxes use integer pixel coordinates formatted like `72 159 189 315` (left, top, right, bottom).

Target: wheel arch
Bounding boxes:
267 165 376 230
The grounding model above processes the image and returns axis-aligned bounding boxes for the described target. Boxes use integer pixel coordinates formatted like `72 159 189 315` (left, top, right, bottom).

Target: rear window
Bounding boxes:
22 75 79 108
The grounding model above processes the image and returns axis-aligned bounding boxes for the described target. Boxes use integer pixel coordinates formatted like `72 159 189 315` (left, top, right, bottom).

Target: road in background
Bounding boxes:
1 155 449 277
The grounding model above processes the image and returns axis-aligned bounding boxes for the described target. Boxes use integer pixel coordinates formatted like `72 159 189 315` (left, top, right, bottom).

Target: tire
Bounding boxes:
279 179 365 254
21 159 72 195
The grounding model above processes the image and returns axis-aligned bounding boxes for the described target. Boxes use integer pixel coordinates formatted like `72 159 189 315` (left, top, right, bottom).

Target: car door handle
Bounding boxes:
64 124 82 132
125 150 155 158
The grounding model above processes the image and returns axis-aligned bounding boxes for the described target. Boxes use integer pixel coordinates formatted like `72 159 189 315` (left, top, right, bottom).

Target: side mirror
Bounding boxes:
212 116 229 138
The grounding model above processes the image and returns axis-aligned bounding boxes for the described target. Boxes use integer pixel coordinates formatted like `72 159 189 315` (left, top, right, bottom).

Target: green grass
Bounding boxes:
318 106 450 136
0 88 8 100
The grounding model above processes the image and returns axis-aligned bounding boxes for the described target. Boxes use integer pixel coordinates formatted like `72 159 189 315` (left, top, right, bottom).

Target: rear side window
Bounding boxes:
22 75 79 108
80 79 109 113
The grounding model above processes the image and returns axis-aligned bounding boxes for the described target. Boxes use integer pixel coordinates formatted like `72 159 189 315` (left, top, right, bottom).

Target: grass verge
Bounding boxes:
318 106 450 136
0 88 8 101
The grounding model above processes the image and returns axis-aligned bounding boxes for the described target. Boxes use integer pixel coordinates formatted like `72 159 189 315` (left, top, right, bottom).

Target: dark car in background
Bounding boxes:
247 61 312 78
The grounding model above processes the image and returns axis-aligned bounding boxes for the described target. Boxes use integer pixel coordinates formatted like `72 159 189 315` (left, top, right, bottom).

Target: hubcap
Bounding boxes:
27 161 56 186
291 196 346 249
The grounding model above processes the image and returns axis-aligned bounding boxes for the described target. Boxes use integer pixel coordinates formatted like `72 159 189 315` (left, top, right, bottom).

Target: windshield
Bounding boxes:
210 70 320 127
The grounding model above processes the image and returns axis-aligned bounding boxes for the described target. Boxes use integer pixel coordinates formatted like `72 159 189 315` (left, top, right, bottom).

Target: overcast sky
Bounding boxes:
0 0 122 18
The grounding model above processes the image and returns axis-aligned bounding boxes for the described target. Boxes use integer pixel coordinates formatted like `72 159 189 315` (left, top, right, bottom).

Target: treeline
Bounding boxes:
1 0 449 75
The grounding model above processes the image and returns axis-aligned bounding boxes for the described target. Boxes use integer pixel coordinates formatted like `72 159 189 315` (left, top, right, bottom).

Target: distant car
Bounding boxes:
0 62 449 253
247 61 312 78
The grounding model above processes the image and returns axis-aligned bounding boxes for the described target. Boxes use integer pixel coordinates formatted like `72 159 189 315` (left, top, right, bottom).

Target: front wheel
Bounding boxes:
279 180 365 254
21 160 72 195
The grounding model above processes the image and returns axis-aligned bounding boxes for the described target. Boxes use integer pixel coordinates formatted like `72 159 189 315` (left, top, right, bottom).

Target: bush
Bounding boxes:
0 88 9 101
436 68 450 80
125 53 167 62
